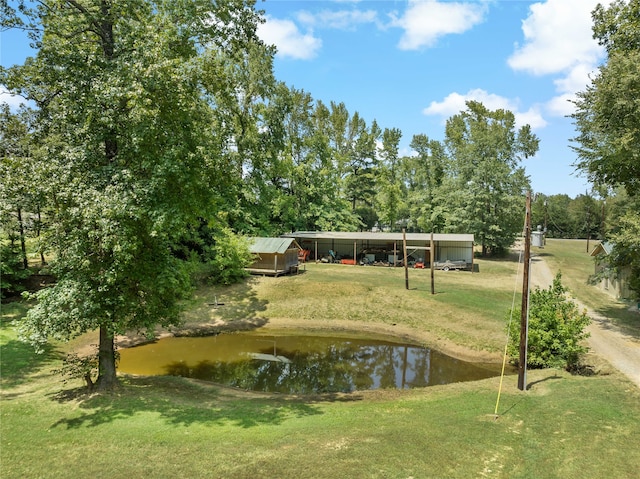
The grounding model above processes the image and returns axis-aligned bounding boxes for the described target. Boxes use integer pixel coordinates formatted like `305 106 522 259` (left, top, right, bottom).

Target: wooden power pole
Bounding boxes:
518 191 532 391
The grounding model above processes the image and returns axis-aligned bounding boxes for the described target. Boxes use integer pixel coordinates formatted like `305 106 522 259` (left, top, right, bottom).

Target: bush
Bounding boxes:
507 272 591 370
206 226 252 285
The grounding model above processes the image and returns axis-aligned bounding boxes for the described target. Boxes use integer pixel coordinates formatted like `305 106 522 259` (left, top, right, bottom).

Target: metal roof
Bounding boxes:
248 237 300 254
590 241 614 257
282 231 474 242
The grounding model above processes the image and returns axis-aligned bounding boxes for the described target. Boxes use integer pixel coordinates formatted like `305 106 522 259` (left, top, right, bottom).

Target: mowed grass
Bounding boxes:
188 259 521 355
2 252 640 478
540 238 640 335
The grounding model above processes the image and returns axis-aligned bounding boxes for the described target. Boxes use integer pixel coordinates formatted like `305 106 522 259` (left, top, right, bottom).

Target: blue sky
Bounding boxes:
1 0 612 197
255 0 612 198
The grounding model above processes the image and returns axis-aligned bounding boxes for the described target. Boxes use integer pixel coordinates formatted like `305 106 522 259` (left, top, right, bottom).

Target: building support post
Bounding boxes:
353 241 357 266
518 191 531 391
403 228 409 290
430 232 435 295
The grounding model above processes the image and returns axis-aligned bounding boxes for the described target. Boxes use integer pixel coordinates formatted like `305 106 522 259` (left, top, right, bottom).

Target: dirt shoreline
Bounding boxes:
116 316 503 364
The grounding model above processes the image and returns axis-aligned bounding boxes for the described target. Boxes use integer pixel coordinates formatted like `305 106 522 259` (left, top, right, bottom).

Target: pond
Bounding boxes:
117 331 507 394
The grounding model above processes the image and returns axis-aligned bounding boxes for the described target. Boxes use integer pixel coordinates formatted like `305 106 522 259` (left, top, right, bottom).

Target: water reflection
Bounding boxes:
118 332 505 394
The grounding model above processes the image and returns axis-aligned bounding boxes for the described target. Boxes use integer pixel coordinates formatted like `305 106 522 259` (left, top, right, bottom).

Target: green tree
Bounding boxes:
0 242 31 299
0 104 37 270
444 101 538 255
403 134 446 233
535 194 578 238
607 205 640 298
507 273 591 370
258 88 357 233
572 0 640 195
204 38 279 235
343 113 380 227
376 127 405 232
572 0 640 298
2 0 266 390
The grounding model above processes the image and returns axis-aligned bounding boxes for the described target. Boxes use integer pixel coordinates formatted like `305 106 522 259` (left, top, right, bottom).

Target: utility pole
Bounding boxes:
518 191 531 391
543 199 548 245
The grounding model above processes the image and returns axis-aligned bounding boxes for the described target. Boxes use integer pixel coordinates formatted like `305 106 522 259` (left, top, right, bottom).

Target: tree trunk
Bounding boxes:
37 206 46 265
17 208 28 269
95 325 119 390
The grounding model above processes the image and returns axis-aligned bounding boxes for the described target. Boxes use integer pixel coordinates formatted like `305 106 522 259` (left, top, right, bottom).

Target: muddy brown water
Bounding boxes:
118 331 510 394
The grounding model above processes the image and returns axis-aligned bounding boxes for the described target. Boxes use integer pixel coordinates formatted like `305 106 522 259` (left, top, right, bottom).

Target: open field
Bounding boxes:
2 250 640 478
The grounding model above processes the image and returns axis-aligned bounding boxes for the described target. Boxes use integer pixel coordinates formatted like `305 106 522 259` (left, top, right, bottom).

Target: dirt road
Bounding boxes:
529 255 640 389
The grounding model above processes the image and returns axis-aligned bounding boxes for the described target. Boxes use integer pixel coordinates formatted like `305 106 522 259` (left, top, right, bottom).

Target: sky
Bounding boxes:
1 0 613 198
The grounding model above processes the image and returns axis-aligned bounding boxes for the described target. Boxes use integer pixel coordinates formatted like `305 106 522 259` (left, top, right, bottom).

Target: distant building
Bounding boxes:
590 242 632 299
282 231 475 270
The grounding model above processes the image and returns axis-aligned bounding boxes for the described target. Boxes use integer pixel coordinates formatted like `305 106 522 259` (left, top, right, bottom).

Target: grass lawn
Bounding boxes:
539 238 640 335
2 251 640 478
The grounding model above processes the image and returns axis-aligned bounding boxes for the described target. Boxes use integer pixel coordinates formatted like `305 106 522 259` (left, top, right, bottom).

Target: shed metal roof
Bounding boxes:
282 231 474 243
590 241 614 257
248 237 300 255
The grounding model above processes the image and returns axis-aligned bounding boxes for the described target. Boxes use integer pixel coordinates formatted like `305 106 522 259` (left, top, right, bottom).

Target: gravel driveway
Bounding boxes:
529 255 640 389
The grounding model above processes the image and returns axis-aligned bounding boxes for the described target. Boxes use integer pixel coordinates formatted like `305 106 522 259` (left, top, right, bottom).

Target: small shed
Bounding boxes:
246 237 301 276
590 241 632 299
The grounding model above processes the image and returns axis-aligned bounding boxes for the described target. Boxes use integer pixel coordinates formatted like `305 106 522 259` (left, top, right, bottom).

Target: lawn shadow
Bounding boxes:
211 278 268 322
175 278 270 337
591 305 640 339
526 373 563 390
48 375 331 430
0 336 62 388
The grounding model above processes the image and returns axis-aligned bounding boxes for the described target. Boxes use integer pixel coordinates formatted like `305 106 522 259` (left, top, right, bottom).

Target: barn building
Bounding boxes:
281 231 475 271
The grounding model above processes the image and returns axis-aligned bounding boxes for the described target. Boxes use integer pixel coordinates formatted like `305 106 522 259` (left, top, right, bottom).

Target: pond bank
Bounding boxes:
115 315 503 364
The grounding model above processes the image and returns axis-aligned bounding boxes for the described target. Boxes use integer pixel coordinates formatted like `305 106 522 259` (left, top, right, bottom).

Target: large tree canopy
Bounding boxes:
572 0 640 196
2 0 266 390
444 101 538 255
572 0 640 299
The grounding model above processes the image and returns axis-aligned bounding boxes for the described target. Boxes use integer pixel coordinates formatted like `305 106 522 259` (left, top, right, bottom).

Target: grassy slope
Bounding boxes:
540 238 640 334
185 258 521 356
2 251 640 478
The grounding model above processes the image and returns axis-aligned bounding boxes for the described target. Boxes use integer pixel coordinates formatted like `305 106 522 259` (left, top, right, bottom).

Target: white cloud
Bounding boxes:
0 86 28 110
553 62 596 95
508 0 615 117
546 93 576 117
391 0 487 50
297 9 378 30
508 0 608 76
423 88 547 130
257 16 322 60
544 63 597 115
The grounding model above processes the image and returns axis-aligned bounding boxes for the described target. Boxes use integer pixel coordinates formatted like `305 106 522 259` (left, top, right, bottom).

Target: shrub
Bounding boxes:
507 272 591 370
206 226 252 285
